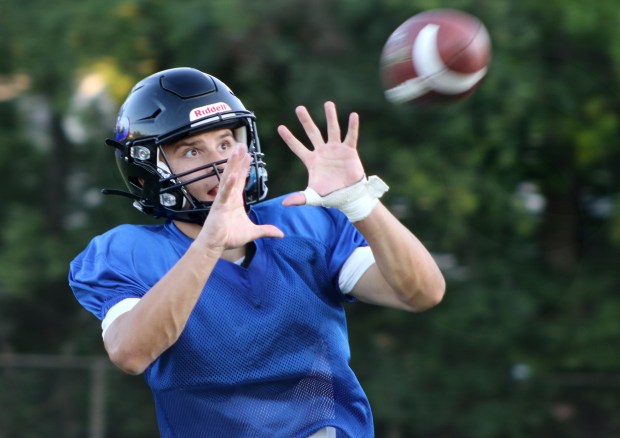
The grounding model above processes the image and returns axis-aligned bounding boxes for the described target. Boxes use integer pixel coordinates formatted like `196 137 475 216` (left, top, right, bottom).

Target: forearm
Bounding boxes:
354 202 445 310
104 242 220 374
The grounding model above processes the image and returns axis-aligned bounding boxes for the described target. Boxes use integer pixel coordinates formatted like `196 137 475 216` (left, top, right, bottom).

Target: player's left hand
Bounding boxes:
277 101 366 206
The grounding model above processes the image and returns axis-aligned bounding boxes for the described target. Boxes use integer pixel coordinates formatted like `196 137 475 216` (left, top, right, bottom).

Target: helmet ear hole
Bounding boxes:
129 176 143 189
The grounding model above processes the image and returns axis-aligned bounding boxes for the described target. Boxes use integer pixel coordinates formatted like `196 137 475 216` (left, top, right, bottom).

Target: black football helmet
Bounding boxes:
104 67 268 224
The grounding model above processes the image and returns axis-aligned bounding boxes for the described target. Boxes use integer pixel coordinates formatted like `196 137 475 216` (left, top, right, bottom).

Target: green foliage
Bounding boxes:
0 0 619 435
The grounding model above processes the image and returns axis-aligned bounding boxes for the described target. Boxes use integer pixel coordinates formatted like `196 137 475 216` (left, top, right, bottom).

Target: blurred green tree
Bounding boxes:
0 0 619 436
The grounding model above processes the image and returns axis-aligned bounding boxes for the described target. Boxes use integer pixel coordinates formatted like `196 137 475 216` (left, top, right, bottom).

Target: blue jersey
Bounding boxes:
69 197 374 437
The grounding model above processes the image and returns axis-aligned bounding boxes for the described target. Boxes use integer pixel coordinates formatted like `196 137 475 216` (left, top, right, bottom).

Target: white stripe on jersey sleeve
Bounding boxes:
308 426 336 438
338 246 375 294
101 298 140 338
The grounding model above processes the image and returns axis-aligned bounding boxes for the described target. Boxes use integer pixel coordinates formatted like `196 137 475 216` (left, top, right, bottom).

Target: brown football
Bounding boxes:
380 9 491 105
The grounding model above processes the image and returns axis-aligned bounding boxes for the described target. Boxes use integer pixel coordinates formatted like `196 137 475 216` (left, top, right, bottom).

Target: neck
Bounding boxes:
173 220 246 262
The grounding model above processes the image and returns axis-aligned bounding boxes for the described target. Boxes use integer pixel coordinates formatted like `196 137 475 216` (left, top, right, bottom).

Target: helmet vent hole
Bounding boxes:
138 108 162 122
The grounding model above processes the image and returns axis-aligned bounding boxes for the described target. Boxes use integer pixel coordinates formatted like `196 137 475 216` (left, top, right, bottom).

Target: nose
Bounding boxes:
209 151 230 177
202 145 229 170
213 161 226 176
213 140 245 160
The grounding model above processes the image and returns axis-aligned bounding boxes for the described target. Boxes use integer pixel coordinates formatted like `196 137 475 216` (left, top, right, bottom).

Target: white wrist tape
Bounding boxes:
302 175 389 222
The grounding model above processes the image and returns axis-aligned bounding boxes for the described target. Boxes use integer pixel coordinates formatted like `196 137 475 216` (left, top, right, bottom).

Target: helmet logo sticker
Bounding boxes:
189 102 232 122
114 115 130 142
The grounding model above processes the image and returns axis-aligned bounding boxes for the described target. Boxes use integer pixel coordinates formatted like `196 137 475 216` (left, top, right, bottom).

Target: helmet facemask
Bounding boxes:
156 126 249 221
145 122 266 224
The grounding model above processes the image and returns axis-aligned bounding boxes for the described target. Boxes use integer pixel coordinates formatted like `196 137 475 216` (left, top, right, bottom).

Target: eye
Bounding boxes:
182 148 199 158
218 138 234 152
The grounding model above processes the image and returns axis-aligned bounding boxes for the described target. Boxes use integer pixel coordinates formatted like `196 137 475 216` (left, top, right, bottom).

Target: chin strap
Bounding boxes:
302 175 389 223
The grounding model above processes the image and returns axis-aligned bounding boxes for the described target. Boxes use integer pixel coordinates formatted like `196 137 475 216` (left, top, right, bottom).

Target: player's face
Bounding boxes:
161 128 245 202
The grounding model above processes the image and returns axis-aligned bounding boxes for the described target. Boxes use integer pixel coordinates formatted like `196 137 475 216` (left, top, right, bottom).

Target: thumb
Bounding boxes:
282 192 307 207
257 225 285 239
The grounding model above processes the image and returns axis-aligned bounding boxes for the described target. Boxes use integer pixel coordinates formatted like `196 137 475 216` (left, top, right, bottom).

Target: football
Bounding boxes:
380 9 491 105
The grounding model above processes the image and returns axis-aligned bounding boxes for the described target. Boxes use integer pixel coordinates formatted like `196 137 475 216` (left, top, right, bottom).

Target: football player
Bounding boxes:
69 67 445 438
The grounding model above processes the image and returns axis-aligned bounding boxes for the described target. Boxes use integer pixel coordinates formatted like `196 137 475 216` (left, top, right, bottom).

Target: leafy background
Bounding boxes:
0 0 619 436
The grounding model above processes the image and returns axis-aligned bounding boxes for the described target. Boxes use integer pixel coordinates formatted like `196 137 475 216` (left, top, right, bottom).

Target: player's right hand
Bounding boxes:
194 144 283 256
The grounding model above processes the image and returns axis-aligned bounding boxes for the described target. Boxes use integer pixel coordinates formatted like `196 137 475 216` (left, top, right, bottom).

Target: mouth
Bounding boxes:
207 186 219 197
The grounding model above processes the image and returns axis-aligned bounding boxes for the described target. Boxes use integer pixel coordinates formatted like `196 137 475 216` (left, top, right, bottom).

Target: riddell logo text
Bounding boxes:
189 102 232 122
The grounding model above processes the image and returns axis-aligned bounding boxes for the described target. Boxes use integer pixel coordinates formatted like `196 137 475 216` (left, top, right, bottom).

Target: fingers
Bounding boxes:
277 101 360 164
324 101 341 144
295 105 325 147
343 111 359 148
216 145 250 203
282 101 358 144
277 125 310 163
257 224 285 239
281 192 306 207
294 102 342 146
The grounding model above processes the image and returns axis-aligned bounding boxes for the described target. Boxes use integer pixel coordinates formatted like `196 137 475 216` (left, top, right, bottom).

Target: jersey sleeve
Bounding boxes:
68 225 157 321
338 246 375 294
322 207 370 291
250 198 371 297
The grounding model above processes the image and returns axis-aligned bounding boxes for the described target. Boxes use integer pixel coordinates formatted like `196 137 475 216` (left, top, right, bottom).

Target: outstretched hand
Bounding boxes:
277 101 366 206
195 144 283 254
